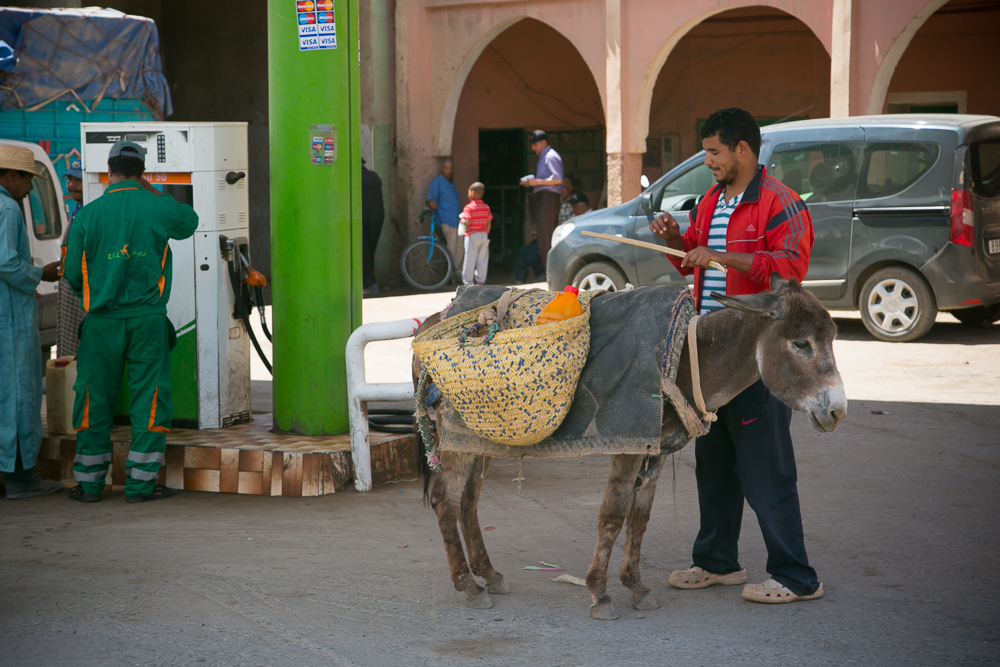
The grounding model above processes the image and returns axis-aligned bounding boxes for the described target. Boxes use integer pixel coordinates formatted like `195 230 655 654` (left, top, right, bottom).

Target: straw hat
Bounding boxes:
0 144 48 179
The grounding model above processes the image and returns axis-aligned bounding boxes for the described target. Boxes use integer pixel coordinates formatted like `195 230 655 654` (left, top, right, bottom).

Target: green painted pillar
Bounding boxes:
268 0 361 434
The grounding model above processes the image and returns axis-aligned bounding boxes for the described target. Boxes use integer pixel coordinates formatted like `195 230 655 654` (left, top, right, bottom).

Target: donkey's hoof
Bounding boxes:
467 588 493 609
631 591 659 610
486 574 510 595
589 601 619 621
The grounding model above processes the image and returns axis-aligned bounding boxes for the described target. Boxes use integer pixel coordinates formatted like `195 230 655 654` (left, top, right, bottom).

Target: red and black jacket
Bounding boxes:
668 165 813 308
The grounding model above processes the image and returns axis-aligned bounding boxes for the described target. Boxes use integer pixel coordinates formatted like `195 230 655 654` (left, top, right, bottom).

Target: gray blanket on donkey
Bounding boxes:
437 285 691 459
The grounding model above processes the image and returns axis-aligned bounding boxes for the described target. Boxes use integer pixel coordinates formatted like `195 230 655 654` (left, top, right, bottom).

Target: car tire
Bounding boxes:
950 304 1000 327
859 266 937 342
572 262 627 292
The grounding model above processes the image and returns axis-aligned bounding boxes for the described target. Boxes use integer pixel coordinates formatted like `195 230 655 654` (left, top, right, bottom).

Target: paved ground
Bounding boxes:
3 286 999 666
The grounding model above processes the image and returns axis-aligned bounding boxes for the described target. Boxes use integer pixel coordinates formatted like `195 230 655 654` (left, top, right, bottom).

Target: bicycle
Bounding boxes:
399 207 455 290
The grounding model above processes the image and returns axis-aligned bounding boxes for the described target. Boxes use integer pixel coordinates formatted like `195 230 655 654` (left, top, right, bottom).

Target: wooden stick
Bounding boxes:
581 230 727 273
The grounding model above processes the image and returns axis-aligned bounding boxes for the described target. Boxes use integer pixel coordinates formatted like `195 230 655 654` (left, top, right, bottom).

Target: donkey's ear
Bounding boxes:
712 291 787 319
769 272 790 292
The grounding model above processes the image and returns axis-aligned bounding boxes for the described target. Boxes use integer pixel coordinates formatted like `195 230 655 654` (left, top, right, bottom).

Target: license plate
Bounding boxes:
989 238 1000 255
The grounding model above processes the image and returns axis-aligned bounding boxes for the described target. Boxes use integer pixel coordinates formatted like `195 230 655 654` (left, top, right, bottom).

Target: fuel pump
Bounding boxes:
80 122 252 429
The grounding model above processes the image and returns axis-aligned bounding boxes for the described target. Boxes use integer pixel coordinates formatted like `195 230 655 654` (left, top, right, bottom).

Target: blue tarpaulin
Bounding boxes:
0 7 171 118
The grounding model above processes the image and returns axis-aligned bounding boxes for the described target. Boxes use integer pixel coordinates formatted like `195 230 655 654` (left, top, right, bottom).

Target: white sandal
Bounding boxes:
668 566 747 589
741 578 824 603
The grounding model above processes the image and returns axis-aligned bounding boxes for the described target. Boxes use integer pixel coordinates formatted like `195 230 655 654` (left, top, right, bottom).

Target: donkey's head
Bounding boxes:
714 275 847 433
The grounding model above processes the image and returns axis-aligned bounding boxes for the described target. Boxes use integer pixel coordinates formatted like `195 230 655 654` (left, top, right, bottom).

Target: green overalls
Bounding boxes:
62 180 198 498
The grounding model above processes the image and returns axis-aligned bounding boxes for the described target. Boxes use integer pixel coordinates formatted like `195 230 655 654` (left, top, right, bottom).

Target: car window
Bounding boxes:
858 142 939 200
970 140 1000 198
27 161 62 240
768 142 862 203
655 162 714 213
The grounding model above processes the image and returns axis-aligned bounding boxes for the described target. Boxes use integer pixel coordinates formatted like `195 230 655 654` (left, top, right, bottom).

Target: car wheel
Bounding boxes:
950 304 1000 327
859 266 937 342
572 262 627 292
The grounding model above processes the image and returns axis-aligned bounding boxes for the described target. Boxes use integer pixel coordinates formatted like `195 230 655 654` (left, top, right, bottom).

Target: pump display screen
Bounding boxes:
163 184 194 208
125 133 148 142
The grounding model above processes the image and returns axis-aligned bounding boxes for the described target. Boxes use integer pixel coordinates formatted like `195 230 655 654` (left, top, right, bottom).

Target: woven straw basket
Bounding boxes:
412 288 597 446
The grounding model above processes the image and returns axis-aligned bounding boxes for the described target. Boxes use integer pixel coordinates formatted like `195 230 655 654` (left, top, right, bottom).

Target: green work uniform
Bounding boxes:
62 180 198 497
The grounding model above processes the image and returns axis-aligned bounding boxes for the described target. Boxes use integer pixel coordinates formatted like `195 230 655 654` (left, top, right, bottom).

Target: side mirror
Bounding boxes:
639 192 653 213
640 174 650 189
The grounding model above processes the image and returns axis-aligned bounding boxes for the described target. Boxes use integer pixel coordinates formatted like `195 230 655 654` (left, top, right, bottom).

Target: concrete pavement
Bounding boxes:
3 286 999 666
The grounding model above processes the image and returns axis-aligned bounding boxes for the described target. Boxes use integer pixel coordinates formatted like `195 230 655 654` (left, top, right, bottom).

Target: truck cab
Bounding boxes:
0 139 69 354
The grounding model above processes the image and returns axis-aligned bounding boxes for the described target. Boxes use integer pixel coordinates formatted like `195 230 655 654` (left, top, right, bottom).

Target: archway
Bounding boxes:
875 0 1000 116
639 6 831 182
450 18 605 268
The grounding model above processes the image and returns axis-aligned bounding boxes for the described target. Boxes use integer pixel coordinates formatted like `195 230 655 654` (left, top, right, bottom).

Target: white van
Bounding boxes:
0 139 68 353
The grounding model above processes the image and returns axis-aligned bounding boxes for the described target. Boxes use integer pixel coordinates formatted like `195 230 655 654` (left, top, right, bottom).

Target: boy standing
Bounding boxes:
459 182 492 286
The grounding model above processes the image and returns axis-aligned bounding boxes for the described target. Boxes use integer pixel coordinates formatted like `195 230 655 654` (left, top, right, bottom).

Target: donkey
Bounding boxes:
415 277 847 620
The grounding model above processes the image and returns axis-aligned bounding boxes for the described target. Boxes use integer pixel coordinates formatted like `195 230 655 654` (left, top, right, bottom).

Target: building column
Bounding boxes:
606 152 642 206
268 0 361 434
830 0 852 118
604 0 642 205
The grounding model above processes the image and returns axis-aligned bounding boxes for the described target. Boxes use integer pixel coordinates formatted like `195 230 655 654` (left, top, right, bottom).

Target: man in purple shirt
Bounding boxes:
520 130 563 267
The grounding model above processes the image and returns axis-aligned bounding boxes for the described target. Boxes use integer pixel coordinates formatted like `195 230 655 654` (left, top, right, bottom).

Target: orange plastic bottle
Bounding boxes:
537 285 584 325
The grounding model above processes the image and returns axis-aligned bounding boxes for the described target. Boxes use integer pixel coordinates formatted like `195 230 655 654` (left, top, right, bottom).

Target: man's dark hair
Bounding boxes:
700 107 761 157
108 156 145 179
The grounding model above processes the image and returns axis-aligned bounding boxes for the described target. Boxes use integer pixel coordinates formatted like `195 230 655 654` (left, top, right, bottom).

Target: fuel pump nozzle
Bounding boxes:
221 234 273 373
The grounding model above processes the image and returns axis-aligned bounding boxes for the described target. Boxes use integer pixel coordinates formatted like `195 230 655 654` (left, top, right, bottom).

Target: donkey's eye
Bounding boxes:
792 340 811 351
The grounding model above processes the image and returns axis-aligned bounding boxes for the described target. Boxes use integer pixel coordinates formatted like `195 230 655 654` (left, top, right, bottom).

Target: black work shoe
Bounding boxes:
125 484 176 503
7 478 62 499
68 483 101 503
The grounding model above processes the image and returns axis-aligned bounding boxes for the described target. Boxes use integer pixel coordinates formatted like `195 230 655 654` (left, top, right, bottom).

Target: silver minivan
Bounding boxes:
548 114 1000 342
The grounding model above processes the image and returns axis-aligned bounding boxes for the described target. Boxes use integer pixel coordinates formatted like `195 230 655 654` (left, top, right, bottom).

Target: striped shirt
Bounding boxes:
700 190 742 314
460 200 492 235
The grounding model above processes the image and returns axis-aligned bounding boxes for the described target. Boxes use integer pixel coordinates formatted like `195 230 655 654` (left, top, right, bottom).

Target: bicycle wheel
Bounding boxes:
400 238 453 290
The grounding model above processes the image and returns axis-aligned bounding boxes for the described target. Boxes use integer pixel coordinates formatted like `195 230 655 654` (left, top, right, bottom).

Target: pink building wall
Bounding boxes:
886 6 1000 115
451 18 604 212
396 0 999 244
646 8 831 180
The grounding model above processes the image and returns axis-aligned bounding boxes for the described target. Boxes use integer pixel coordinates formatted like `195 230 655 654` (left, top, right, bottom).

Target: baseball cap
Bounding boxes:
65 158 82 180
568 191 589 206
108 140 146 163
526 129 547 144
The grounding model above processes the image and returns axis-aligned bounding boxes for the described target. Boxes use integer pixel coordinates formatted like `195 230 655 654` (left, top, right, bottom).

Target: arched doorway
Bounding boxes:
642 6 831 183
881 0 1000 116
451 18 604 270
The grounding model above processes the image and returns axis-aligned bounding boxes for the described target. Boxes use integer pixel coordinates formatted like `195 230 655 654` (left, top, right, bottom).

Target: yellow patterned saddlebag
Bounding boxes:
412 288 597 447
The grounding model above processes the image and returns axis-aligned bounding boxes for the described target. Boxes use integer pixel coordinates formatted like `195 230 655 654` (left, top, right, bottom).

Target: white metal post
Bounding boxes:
345 317 426 491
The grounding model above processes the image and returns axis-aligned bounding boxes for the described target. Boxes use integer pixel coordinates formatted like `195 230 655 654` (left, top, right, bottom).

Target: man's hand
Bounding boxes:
41 262 61 282
426 200 438 211
519 179 533 187
649 212 681 241
681 246 724 270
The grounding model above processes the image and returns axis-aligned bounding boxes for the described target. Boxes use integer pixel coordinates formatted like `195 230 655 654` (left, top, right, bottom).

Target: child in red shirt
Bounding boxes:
459 182 492 285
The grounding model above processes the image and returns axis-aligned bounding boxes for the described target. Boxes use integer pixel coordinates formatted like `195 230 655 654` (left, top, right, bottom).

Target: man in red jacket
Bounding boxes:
650 107 823 604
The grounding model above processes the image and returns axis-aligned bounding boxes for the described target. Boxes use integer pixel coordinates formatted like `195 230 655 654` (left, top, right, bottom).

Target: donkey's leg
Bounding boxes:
430 451 492 609
620 454 668 610
586 454 645 620
458 456 509 595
